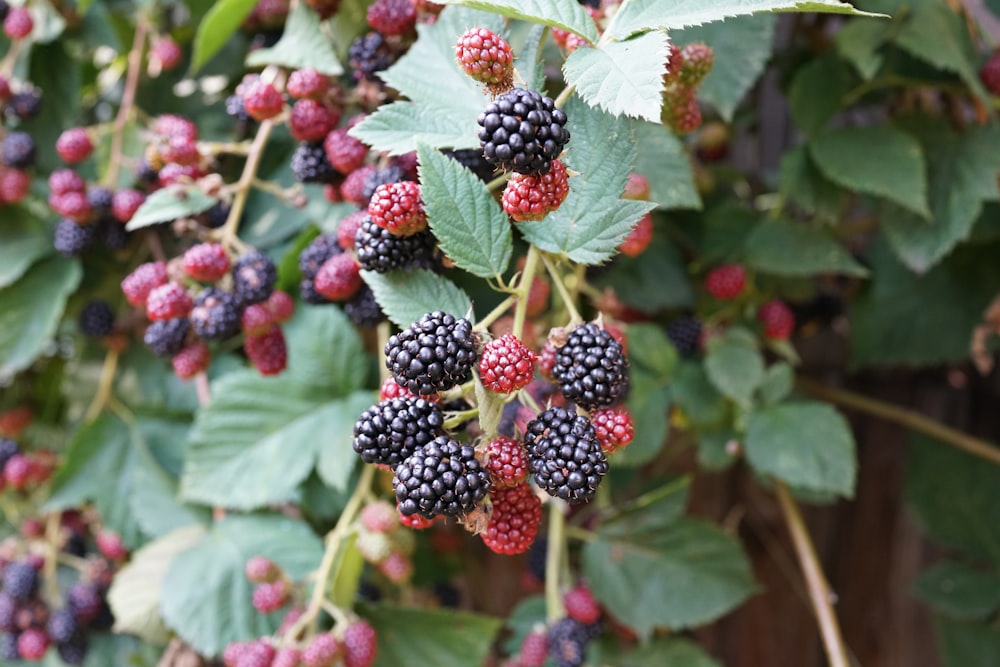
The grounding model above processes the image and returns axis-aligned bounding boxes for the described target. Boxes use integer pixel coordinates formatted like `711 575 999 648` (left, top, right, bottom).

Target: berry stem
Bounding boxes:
216 116 277 250
377 321 392 381
544 499 567 622
485 172 510 192
512 244 541 340
474 294 517 331
42 513 61 605
795 376 1000 467
104 17 149 187
774 481 851 667
541 253 582 325
0 36 23 78
443 408 480 430
82 349 120 423
194 372 212 407
563 524 595 542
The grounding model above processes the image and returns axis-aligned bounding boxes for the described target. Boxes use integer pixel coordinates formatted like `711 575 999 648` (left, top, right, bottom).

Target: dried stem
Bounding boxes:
545 499 567 621
105 19 149 187
83 349 120 423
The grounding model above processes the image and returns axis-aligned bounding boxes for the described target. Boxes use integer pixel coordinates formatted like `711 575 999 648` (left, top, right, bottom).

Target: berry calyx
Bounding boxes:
481 482 542 555
502 159 570 222
479 334 537 394
455 27 514 93
368 181 427 236
704 264 746 300
758 299 795 341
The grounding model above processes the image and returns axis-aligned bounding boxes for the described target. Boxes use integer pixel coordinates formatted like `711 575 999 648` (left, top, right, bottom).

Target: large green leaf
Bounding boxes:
180 307 372 510
361 269 474 328
436 0 599 43
631 120 701 210
125 186 217 231
809 125 930 219
518 96 655 264
349 101 478 155
191 0 257 71
160 515 323 656
616 325 677 466
675 14 778 121
603 638 722 667
0 210 50 288
787 55 857 135
364 605 503 667
590 233 694 313
0 256 81 377
744 218 868 277
744 401 857 498
936 616 1000 667
245 2 343 74
913 562 1000 620
417 144 512 279
778 146 844 221
703 328 765 406
562 32 669 122
835 17 889 80
671 360 729 429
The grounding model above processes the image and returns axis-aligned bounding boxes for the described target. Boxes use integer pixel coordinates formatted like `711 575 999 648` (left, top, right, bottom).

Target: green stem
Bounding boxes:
474 294 518 331
486 172 510 192
443 408 480 430
541 253 582 324
512 245 541 340
545 500 567 621
564 524 595 542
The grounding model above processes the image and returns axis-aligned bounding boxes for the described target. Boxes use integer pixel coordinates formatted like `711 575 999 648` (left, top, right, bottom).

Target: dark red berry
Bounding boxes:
0 168 29 204
289 99 340 142
301 633 340 667
266 290 295 323
367 0 416 36
56 127 93 164
241 304 275 336
337 210 368 250
618 213 653 257
479 334 536 394
152 36 183 71
502 159 570 222
245 327 288 376
520 630 549 667
252 580 289 613
48 168 86 195
287 67 329 100
152 114 198 140
368 181 426 236
324 128 368 175
4 7 32 40
455 27 513 90
314 253 362 301
342 620 377 667
172 341 211 379
758 299 794 340
182 243 231 282
242 80 284 121
981 52 1000 96
591 407 633 454
146 282 193 321
563 585 601 625
704 264 746 300
680 42 714 86
481 482 541 555
122 261 168 306
111 188 146 223
484 436 528 488
16 627 47 660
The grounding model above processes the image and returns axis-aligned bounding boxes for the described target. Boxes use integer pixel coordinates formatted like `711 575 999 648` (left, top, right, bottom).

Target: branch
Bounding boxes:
104 19 149 187
545 499 567 622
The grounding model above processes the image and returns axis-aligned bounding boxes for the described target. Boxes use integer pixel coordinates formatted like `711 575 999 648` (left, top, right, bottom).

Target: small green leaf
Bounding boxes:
363 604 503 667
779 145 844 220
125 186 217 231
631 120 701 210
562 32 669 122
744 218 868 277
329 535 365 610
936 615 1000 667
758 363 793 406
192 0 257 71
704 329 766 406
835 18 889 80
0 209 50 288
671 360 729 429
245 2 343 75
417 144 512 279
436 0 599 43
913 562 1000 620
613 638 723 667
361 269 474 329
349 102 478 155
809 125 930 219
160 515 323 656
744 401 857 498
0 256 81 377
787 56 857 135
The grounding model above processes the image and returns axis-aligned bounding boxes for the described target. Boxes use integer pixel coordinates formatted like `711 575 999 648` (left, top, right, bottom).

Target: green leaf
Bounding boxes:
835 18 889 80
675 14 778 121
349 101 477 155
787 55 857 135
882 118 1000 273
614 325 676 466
435 0 600 43
744 401 857 497
583 516 757 636
361 269 474 328
913 562 1000 620
125 186 217 231
671 360 729 429
417 143 512 279
562 32 669 122
907 435 1000 564
108 524 206 644
613 638 723 667
809 125 930 219
363 604 503 667
180 307 371 510
631 120 701 210
191 0 257 71
501 595 546 655
936 615 1000 667
0 256 81 377
0 209 50 288
744 218 868 277
518 96 656 264
160 515 323 656
704 328 766 406
607 0 884 40
779 145 844 220
758 362 793 406
245 2 343 74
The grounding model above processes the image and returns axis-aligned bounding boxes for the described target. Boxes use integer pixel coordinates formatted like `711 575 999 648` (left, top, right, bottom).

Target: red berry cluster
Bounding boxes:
355 501 415 584
552 6 601 54
455 27 514 93
662 43 715 134
501 159 570 223
0 438 54 494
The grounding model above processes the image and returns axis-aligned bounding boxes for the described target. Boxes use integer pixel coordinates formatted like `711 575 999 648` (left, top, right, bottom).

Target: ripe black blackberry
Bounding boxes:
291 141 336 184
7 89 41 120
552 323 629 410
225 94 251 122
354 217 439 274
361 165 408 203
2 561 38 600
524 407 608 503
0 632 17 661
353 397 444 467
348 31 398 82
0 2 9 22
54 218 96 256
393 436 490 518
78 300 115 337
547 617 589 667
232 250 277 305
46 609 78 644
345 285 385 327
57 635 88 666
477 87 570 175
385 311 477 395
665 315 701 357
0 438 20 469
189 288 240 340
2 131 36 168
200 201 230 229
144 318 190 357
99 218 129 251
87 187 113 216
135 159 160 186
444 148 497 183
298 234 342 280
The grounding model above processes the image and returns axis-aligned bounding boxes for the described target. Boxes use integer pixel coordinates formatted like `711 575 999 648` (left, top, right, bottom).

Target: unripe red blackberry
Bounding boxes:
245 326 288 375
623 172 650 200
252 580 289 613
563 585 601 625
342 620 378 667
591 407 633 454
758 299 795 340
56 127 93 164
172 341 210 379
385 311 477 395
304 0 340 20
241 304 275 336
3 7 32 40
680 43 714 86
368 181 427 236
242 79 284 121
160 134 200 165
152 114 198 139
146 282 193 321
287 67 329 100
981 51 1000 95
301 633 340 667
353 397 444 468
49 168 86 195
266 290 295 323
289 99 340 142
704 264 746 300
479 334 536 394
484 436 528 488
378 376 428 402
340 166 376 204
482 482 541 555
314 253 362 301
394 436 491 518
324 127 368 175
478 88 570 175
520 630 549 667
111 188 146 223
367 0 416 36
618 212 653 257
337 210 368 250
663 44 683 85
152 36 183 72
273 647 302 667
122 261 168 306
551 322 629 410
182 243 230 282
665 87 702 135
378 550 413 583
16 627 47 660
455 27 514 92
245 555 279 583
360 500 399 533
524 407 608 503
502 158 570 222
50 190 93 222
144 318 190 357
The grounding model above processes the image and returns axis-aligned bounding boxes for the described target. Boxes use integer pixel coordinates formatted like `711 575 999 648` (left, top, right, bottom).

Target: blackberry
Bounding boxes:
547 618 589 667
291 141 336 184
232 250 277 305
385 311 477 395
552 322 629 410
2 561 38 600
665 315 701 357
46 609 78 644
348 31 398 82
361 165 408 203
298 233 342 280
0 632 17 661
444 148 497 183
53 218 96 256
0 593 13 631
393 436 491 519
524 407 608 503
0 438 19 470
189 288 241 341
143 318 190 357
477 87 570 175
345 285 385 327
87 187 113 216
2 131 35 168
225 94 251 122
78 300 115 337
527 536 547 581
353 397 444 468
0 2 8 22
299 277 327 305
355 217 440 274
103 221 130 251
135 160 159 186
201 201 230 229
7 90 40 120
67 583 102 623
57 635 88 666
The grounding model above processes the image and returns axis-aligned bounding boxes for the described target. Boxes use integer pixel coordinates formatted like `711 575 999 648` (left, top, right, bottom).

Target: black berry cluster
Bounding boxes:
551 322 629 410
524 406 608 503
384 311 477 395
355 217 440 274
76 301 115 338
352 397 445 468
393 436 491 519
477 87 570 175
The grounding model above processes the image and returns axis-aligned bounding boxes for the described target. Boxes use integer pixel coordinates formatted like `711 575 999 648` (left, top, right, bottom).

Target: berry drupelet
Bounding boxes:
524 406 608 503
384 311 477 395
352 397 445 468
